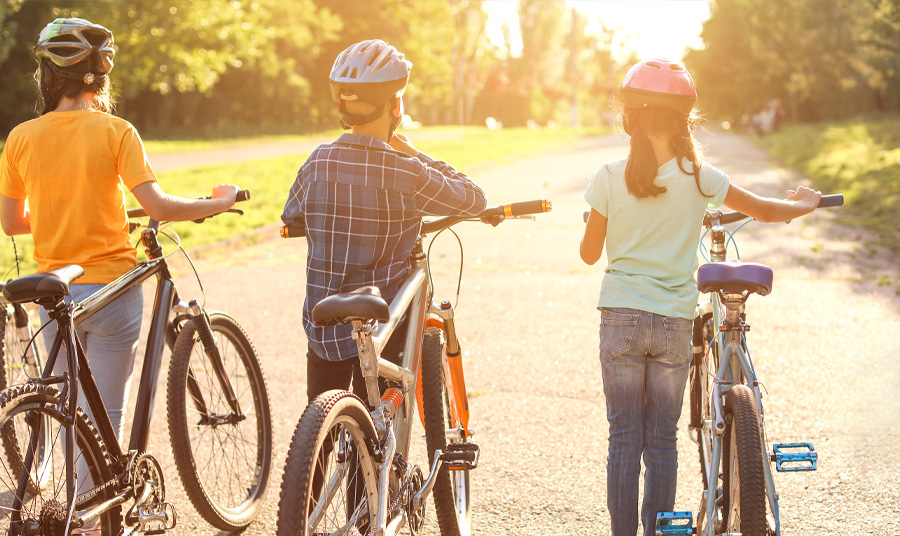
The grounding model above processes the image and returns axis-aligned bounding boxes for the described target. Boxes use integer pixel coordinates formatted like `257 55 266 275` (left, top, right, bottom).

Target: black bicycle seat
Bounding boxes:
697 260 773 296
312 286 390 327
2 265 84 305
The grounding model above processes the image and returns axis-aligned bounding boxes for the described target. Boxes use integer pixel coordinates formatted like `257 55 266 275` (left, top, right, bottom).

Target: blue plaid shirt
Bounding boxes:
282 133 487 361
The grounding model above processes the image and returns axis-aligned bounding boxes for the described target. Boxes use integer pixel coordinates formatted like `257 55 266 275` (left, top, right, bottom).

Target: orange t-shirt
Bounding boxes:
0 109 157 283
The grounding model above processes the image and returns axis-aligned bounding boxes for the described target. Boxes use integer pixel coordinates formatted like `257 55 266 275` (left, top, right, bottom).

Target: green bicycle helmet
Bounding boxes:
34 18 115 82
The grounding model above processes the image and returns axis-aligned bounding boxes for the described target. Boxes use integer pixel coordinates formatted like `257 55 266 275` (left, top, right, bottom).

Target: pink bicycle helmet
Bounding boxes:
619 59 697 115
34 18 115 81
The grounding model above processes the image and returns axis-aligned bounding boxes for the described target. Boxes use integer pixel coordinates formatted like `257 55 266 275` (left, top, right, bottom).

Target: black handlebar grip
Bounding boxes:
818 194 843 208
506 199 552 217
280 224 307 238
236 190 250 202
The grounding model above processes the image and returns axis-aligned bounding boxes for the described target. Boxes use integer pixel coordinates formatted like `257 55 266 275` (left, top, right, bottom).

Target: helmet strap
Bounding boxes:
46 61 107 85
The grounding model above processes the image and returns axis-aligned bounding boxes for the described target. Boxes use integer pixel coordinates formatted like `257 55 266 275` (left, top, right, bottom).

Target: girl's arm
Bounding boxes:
132 182 239 222
0 195 31 236
580 208 608 265
723 183 821 223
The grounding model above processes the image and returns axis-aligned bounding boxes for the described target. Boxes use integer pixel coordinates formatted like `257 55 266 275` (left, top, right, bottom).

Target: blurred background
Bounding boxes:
1 0 898 138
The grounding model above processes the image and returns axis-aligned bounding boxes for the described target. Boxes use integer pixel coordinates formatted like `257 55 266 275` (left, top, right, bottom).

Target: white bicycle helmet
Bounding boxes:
329 39 412 127
34 18 115 80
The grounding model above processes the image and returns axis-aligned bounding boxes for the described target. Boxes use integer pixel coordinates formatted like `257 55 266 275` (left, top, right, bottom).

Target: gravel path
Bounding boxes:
126 129 899 535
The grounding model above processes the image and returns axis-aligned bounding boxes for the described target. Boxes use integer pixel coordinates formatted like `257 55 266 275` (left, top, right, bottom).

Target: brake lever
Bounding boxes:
480 214 505 227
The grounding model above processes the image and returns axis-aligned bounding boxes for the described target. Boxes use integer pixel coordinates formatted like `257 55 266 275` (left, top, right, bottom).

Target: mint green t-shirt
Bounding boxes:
584 157 730 319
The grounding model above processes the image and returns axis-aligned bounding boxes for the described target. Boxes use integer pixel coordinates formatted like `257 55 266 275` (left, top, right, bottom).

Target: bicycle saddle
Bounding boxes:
2 264 84 305
697 260 773 296
312 286 390 327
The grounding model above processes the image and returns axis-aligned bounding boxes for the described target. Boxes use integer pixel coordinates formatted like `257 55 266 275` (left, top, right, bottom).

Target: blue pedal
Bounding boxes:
655 511 693 536
772 442 817 472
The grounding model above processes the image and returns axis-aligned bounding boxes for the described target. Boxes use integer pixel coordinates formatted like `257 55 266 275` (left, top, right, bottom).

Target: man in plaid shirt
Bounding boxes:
282 40 487 404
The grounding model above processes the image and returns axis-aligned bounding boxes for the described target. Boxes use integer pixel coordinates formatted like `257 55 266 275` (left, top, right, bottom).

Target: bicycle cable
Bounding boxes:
426 226 465 309
130 223 207 308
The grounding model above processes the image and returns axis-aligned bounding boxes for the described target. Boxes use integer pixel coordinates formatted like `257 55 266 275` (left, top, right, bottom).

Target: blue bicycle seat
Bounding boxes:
697 260 773 296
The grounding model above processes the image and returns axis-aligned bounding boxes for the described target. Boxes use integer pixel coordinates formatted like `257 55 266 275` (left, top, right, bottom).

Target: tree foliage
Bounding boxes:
686 0 900 123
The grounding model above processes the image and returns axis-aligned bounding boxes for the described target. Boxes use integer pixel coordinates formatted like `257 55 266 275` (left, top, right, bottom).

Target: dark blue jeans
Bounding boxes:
599 308 693 536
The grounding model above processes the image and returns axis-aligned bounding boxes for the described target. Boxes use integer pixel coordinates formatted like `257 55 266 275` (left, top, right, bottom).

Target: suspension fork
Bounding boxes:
178 300 243 419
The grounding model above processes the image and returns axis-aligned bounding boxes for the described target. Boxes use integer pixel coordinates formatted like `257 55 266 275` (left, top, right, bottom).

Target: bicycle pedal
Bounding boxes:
655 511 693 536
772 442 817 472
137 502 176 534
440 442 480 470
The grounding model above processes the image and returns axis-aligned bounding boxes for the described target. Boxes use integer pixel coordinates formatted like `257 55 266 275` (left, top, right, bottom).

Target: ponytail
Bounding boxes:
35 60 115 115
622 107 709 199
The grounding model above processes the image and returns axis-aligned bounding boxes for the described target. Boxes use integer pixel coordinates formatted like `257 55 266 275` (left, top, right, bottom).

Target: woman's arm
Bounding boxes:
580 208 608 265
723 183 821 223
132 182 239 222
0 195 31 235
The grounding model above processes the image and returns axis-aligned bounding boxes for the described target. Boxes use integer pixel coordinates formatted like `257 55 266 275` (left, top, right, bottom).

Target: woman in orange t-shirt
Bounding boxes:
0 19 239 533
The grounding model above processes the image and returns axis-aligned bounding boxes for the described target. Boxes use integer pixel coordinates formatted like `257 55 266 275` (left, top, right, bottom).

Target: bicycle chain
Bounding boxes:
363 474 412 536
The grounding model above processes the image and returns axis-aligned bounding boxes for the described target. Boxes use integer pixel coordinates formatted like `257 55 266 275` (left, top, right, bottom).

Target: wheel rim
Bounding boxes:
307 416 378 534
0 400 106 533
184 324 266 514
442 370 471 536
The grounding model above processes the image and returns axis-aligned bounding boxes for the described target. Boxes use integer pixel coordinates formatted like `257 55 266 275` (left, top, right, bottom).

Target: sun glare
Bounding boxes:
485 0 712 62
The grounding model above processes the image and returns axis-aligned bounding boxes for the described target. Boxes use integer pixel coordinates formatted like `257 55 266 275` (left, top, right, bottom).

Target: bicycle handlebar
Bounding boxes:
280 199 553 239
126 189 251 220
713 193 844 226
582 194 844 224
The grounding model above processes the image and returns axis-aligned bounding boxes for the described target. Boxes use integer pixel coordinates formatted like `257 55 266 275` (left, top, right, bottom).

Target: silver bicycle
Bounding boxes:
275 199 551 536
657 194 843 536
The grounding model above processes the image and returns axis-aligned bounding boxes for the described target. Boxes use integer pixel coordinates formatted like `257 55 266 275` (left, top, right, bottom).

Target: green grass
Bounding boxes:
0 126 591 275
759 116 900 250
142 130 344 154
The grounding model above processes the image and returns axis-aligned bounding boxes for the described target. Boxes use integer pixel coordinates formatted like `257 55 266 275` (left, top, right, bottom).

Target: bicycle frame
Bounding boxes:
699 293 780 536
310 236 470 536
20 222 245 530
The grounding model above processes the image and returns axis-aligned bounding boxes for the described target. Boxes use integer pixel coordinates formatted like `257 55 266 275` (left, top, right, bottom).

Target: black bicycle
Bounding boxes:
0 191 272 535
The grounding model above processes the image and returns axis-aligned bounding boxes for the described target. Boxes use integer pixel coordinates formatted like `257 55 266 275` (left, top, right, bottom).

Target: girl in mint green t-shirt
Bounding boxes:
579 59 821 536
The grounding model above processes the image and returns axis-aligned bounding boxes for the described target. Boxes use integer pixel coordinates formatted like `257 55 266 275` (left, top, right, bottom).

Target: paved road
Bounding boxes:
129 129 899 535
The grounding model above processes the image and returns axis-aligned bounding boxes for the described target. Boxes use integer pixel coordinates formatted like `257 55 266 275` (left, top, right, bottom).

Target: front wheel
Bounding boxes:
421 327 472 536
166 311 272 530
276 390 380 536
721 385 769 536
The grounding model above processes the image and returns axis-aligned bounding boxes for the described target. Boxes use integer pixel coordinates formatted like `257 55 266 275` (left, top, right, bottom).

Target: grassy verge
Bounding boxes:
758 116 900 251
1 126 593 274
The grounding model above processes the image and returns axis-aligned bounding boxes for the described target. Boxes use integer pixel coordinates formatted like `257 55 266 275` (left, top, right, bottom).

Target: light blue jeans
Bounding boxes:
39 283 142 494
598 307 693 536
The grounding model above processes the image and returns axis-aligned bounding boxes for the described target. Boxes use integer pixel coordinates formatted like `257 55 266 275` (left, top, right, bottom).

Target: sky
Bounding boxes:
483 0 713 62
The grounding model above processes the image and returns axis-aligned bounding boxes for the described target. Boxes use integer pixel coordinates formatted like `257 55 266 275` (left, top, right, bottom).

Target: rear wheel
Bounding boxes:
0 383 121 535
167 311 272 530
421 327 472 536
721 385 768 536
0 305 46 496
276 390 380 536
691 313 717 489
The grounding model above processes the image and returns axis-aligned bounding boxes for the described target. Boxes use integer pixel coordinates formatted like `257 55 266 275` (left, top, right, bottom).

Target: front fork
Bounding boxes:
174 300 243 420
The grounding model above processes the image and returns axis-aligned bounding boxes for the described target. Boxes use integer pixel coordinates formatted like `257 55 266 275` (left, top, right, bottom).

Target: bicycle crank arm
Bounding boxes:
413 449 444 511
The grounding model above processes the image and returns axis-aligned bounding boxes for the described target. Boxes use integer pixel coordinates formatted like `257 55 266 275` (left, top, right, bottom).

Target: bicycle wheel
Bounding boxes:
691 313 717 489
0 301 41 389
0 383 121 535
276 389 380 536
421 326 472 536
166 311 272 530
721 385 768 536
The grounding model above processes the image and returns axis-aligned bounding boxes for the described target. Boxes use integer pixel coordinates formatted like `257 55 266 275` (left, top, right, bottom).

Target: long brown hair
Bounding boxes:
622 106 708 199
35 60 115 115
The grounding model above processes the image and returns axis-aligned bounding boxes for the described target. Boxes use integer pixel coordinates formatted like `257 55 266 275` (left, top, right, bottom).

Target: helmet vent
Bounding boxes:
646 62 662 69
670 63 684 70
350 67 358 79
376 56 391 71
